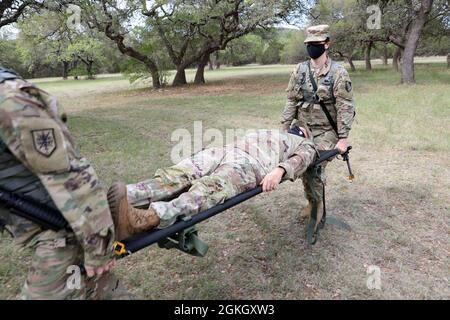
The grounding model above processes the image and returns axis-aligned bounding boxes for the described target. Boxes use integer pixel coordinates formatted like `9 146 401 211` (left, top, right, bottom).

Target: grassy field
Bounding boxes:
1 60 449 299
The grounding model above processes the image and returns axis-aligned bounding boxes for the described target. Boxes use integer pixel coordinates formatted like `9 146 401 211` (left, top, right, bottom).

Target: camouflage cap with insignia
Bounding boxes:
304 24 330 43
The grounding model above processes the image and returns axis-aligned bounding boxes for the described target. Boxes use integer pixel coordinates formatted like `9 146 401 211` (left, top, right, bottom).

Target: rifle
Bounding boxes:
0 188 70 231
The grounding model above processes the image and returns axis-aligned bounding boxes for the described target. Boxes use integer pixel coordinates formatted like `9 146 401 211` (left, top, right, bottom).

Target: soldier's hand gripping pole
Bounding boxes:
341 146 354 181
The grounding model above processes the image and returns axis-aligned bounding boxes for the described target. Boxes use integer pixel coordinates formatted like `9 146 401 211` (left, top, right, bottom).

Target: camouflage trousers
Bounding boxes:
20 230 133 300
127 147 266 228
301 130 338 203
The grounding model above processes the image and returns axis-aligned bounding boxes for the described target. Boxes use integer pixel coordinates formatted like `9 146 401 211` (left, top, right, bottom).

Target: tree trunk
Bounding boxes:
447 53 450 69
151 72 161 88
172 68 187 86
401 0 433 84
393 47 402 71
72 59 79 80
347 56 356 72
382 44 388 65
103 25 161 89
62 61 69 80
194 53 210 85
365 41 373 70
148 65 161 89
86 61 94 80
208 55 214 70
215 51 221 69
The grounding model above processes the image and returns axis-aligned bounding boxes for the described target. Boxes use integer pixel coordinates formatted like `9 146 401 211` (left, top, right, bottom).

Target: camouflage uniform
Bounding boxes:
0 69 131 299
127 130 318 227
280 25 355 206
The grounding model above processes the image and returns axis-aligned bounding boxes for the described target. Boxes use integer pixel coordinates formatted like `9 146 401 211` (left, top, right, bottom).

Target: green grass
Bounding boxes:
1 60 449 299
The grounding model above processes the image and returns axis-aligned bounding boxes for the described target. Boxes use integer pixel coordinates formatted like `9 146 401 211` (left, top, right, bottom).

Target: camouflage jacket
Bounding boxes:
280 58 355 139
0 77 115 268
232 129 318 181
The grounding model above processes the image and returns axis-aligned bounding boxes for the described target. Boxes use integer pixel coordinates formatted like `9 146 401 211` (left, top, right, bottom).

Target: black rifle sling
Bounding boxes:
307 61 339 136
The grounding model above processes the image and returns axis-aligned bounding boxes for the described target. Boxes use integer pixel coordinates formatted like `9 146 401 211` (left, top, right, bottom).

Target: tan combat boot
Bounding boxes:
107 181 160 240
314 201 324 230
300 202 313 219
301 201 324 229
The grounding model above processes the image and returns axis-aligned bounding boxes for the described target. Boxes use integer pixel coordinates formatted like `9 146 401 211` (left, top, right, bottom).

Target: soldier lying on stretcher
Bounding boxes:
108 127 319 240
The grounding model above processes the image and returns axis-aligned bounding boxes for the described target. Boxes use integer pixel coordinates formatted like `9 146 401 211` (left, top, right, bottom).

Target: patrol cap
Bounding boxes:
304 24 330 43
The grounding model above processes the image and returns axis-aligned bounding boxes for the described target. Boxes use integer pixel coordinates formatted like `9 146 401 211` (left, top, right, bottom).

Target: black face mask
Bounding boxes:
306 43 326 59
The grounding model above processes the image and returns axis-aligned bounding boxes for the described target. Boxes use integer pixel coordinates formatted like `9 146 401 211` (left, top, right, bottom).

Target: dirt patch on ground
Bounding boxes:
122 76 287 99
57 76 287 114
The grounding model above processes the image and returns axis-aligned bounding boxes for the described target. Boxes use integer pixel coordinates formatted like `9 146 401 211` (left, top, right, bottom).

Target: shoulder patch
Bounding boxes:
32 129 57 157
345 81 352 92
18 117 70 174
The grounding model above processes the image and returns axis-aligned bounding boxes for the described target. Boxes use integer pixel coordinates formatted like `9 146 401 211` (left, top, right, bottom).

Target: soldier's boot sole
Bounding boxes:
108 181 161 240
107 181 134 240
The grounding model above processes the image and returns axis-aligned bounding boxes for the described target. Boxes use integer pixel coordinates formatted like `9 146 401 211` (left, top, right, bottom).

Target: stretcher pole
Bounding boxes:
113 185 264 257
113 147 350 257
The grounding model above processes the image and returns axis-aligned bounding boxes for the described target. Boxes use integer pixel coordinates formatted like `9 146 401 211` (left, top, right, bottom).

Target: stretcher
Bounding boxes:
113 147 353 258
0 147 353 261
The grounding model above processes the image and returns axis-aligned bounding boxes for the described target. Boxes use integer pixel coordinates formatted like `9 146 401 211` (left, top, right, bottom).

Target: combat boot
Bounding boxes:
302 200 324 225
300 202 312 219
302 201 324 228
314 201 324 230
107 181 160 240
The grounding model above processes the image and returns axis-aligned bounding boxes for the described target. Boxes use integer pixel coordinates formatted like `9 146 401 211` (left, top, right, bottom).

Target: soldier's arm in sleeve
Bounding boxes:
333 67 356 139
0 90 115 268
277 140 318 181
280 65 303 131
38 159 115 268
